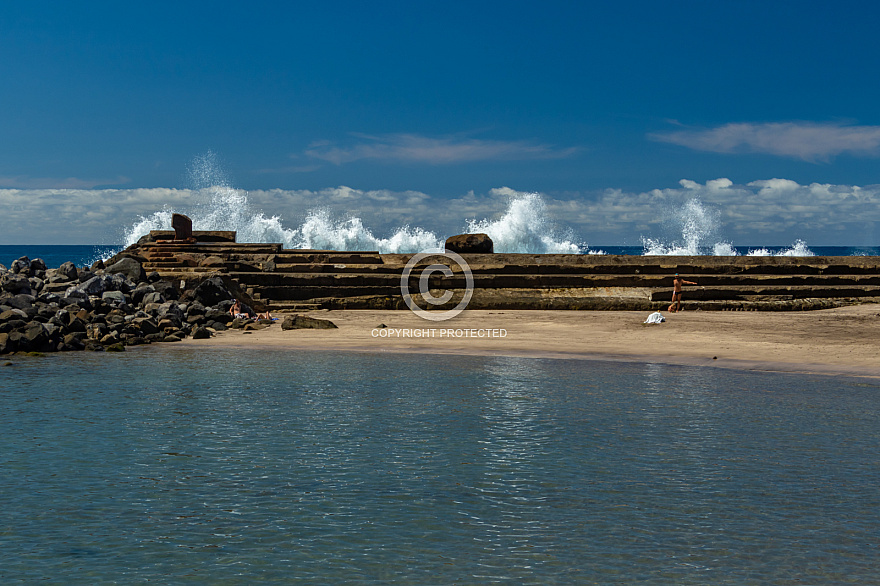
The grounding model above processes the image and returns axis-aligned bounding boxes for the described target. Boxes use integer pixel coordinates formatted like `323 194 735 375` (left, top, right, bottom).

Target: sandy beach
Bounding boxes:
179 304 880 378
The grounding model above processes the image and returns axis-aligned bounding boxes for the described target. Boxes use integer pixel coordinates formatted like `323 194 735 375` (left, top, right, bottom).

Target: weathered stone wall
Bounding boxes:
105 236 880 312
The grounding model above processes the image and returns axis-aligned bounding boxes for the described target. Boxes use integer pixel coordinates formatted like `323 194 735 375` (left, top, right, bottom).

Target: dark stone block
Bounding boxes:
192 326 211 339
106 257 146 284
281 315 338 330
0 309 26 322
192 277 232 307
7 295 35 310
445 233 494 254
84 340 104 351
11 257 30 275
172 213 193 240
22 323 49 351
152 280 177 301
58 261 78 281
1 273 32 294
134 318 160 335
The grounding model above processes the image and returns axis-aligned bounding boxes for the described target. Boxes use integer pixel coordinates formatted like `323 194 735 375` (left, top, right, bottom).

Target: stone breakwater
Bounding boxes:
0 255 275 356
113 230 880 314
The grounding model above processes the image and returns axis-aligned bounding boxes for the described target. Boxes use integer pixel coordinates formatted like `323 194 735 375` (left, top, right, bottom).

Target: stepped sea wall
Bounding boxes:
104 231 880 312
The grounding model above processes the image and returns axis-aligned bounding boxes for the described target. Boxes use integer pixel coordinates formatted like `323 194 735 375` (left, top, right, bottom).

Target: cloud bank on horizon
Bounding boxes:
2 178 878 247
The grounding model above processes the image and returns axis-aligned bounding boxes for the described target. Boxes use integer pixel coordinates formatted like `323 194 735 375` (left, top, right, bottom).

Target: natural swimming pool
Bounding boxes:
2 348 878 583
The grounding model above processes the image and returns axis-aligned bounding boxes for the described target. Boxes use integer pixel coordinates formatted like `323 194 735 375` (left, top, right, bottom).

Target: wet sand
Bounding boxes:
181 304 880 378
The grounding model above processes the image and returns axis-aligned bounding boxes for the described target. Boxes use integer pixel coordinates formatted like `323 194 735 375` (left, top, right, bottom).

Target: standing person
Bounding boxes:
668 273 697 313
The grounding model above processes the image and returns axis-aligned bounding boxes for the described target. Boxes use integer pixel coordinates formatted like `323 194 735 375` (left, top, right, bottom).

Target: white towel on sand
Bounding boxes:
644 311 665 324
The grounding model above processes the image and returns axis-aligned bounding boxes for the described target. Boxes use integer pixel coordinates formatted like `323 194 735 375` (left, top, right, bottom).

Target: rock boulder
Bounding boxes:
1 273 32 294
58 261 79 281
281 315 338 330
105 257 146 283
172 213 193 240
192 277 233 307
445 233 494 254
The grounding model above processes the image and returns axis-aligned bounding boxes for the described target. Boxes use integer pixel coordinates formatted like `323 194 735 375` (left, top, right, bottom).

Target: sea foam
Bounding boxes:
466 192 584 254
641 198 738 256
121 154 586 254
746 240 815 257
119 154 820 257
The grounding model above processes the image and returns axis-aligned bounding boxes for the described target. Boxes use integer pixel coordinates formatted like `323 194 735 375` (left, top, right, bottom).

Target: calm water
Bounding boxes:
1 348 878 583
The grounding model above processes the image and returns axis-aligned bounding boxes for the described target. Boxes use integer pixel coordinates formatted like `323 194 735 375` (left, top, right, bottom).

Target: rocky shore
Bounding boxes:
0 255 268 355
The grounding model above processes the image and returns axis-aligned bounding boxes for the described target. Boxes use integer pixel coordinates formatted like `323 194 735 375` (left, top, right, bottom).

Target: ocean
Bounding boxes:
3 244 879 272
2 348 878 583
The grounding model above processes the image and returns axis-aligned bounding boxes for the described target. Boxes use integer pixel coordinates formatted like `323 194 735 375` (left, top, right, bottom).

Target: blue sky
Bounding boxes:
2 1 880 245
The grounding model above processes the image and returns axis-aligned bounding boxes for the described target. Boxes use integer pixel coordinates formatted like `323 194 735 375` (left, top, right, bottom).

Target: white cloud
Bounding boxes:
0 188 195 244
649 122 880 161
3 179 880 245
304 133 579 165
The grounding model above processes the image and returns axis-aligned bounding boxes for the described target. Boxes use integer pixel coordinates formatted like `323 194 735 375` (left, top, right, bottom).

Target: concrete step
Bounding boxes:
670 298 863 311
380 253 880 275
147 268 219 276
261 302 324 311
144 261 196 267
227 271 880 289
142 243 282 255
270 263 402 274
650 285 880 301
242 283 880 305
272 251 384 264
248 285 402 301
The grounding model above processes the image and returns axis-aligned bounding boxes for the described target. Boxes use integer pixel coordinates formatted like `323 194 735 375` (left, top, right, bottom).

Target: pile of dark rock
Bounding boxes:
0 256 256 355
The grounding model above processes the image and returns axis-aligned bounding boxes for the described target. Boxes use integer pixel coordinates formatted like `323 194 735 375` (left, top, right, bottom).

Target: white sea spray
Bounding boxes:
116 156 828 258
119 155 589 254
642 198 738 256
466 192 584 254
746 240 815 257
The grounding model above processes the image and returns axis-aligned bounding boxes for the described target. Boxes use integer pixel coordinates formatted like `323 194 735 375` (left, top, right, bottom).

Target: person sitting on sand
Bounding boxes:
229 300 250 319
668 273 697 313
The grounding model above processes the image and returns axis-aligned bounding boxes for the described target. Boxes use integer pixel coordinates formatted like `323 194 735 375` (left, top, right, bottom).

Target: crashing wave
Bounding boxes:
466 192 584 254
120 154 587 254
746 240 815 257
641 199 738 255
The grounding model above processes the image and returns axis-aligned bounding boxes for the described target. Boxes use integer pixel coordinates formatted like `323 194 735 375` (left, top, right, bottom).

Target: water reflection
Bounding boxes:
2 350 879 583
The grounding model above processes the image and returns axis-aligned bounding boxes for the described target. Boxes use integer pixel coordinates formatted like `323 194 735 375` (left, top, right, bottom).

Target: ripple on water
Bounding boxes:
1 349 879 583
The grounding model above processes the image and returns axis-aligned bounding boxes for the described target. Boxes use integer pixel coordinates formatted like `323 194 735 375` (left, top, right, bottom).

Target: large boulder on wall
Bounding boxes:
172 213 193 240
445 233 494 254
